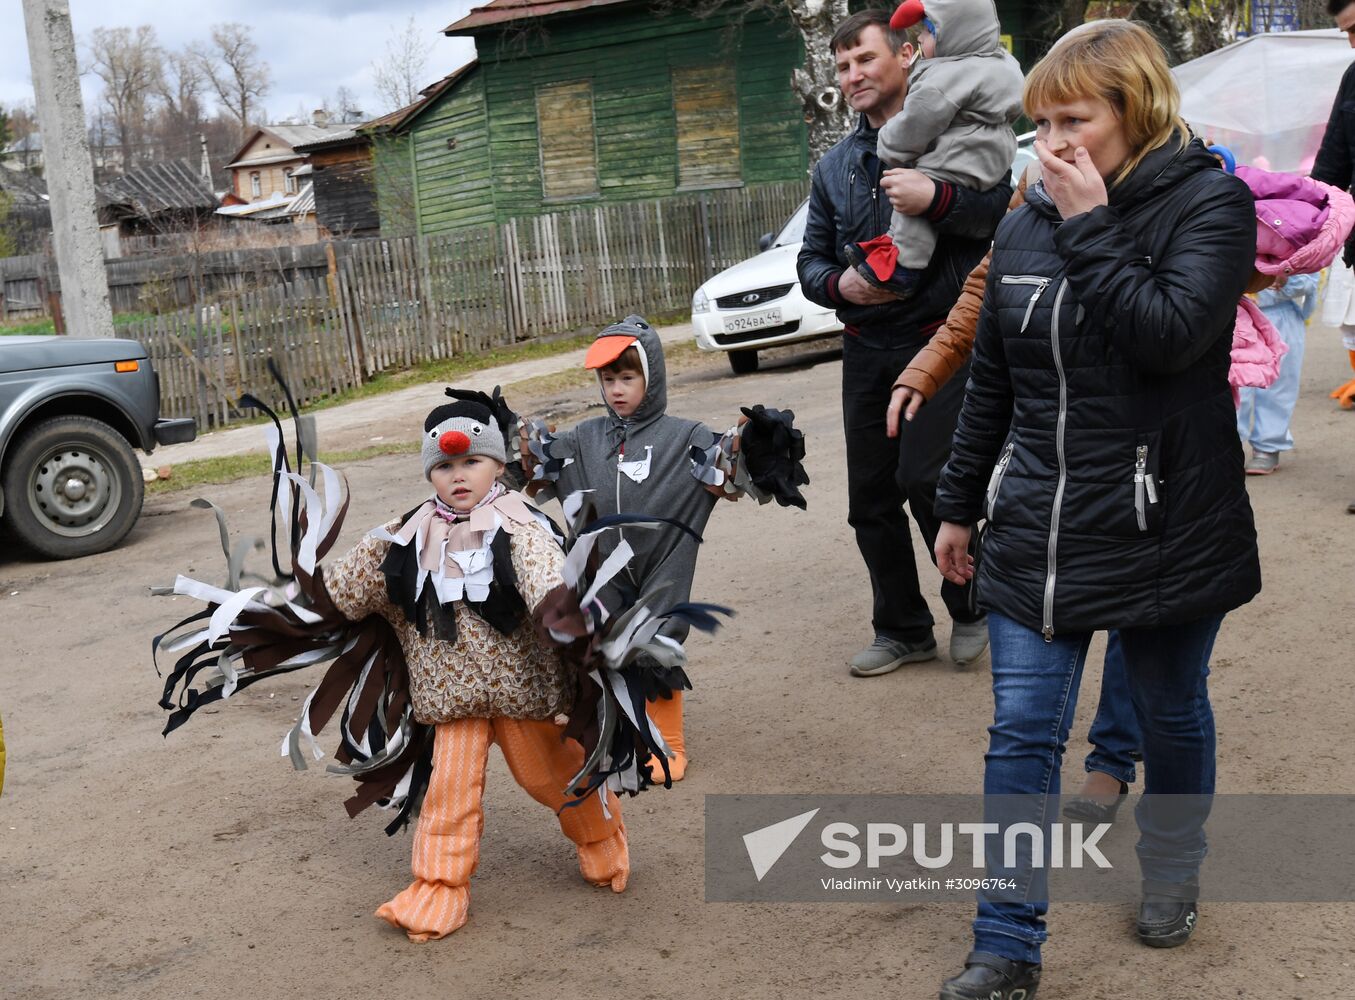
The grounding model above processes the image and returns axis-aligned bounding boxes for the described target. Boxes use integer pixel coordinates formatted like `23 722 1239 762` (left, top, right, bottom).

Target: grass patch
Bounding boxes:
1 318 57 336
301 333 599 414
147 441 419 496
1 311 190 337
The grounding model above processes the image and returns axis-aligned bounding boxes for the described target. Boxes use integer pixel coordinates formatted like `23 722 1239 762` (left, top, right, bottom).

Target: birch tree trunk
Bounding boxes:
786 0 851 172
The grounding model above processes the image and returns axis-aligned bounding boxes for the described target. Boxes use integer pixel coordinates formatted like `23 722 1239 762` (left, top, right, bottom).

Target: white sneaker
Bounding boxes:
848 634 938 677
949 617 989 667
1245 451 1278 475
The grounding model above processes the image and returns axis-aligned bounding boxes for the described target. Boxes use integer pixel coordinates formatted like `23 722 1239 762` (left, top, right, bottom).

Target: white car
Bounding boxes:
692 132 1036 375
691 200 842 374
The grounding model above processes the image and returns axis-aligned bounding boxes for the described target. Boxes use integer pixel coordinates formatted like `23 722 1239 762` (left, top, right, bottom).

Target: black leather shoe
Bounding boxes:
1137 879 1199 948
939 951 1041 1000
1062 779 1129 824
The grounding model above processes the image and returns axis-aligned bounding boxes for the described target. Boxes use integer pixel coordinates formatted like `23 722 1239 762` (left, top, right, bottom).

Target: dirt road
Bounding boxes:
2 330 1352 999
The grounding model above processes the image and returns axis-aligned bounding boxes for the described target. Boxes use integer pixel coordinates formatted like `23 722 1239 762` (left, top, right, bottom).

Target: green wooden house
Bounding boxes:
373 0 1043 236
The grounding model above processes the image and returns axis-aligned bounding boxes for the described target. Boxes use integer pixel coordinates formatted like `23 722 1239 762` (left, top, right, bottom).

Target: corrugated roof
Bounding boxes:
0 165 49 206
215 191 289 218
288 180 316 216
291 128 366 153
213 181 315 222
225 123 352 169
99 159 216 215
443 0 631 35
264 123 350 148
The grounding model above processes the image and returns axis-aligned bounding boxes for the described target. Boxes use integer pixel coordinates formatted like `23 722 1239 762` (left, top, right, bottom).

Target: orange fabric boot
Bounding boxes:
375 717 492 942
493 717 629 892
1331 350 1355 409
645 690 687 783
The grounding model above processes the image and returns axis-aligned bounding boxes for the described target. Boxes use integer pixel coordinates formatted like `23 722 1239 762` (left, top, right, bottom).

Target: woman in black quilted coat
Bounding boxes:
930 21 1259 1000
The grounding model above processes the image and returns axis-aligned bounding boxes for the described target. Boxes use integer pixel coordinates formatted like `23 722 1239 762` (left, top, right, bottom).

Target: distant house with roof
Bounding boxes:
0 163 51 254
369 0 1046 237
98 159 217 233
95 158 220 256
224 119 348 205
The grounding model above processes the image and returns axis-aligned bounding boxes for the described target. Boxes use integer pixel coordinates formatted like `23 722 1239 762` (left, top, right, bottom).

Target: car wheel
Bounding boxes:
1 415 144 559
728 349 759 375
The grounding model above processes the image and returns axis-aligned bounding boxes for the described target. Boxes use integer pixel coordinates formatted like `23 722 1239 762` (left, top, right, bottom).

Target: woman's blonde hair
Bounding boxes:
1023 19 1188 186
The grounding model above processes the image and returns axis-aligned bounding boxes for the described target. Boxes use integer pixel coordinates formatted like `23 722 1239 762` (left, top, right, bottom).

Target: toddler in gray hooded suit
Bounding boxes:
521 315 807 784
844 0 1023 298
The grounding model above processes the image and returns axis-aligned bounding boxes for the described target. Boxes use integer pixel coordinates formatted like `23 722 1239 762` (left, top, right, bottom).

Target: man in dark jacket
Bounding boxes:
1312 0 1355 515
797 9 1012 675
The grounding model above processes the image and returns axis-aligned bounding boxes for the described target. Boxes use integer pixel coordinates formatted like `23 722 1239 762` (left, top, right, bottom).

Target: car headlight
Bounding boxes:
692 288 710 314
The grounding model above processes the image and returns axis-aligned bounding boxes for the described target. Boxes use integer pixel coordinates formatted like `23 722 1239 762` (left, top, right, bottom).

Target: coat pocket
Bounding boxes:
1132 443 1161 534
985 440 1015 522
999 274 1053 332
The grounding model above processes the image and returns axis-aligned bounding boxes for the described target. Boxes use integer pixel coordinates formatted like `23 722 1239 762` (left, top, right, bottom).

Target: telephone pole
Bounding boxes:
22 0 114 337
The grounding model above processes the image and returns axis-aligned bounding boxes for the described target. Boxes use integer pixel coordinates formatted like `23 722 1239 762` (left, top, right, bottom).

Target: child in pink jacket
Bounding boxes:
1224 160 1355 450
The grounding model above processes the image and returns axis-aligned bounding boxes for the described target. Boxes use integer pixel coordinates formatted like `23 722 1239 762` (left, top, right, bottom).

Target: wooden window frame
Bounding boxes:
535 79 601 203
250 171 262 198
671 64 743 193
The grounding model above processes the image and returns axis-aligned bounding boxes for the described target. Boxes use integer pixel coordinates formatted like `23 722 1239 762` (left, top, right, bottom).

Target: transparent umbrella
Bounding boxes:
1172 29 1354 174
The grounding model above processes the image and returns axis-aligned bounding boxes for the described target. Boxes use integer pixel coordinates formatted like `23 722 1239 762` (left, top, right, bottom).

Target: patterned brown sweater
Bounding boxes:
322 516 570 723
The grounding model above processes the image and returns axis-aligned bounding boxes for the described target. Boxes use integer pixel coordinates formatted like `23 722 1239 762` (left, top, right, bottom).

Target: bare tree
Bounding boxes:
85 25 163 170
151 49 208 163
4 103 40 172
158 49 205 123
372 16 435 113
195 23 271 137
325 86 366 124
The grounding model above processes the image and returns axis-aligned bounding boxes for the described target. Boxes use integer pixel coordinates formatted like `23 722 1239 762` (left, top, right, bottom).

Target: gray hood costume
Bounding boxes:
547 317 720 641
879 0 1024 268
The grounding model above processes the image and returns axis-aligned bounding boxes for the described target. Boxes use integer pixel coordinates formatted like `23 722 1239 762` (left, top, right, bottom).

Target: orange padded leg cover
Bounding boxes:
1331 350 1355 409
376 717 491 941
646 690 687 782
493 717 629 891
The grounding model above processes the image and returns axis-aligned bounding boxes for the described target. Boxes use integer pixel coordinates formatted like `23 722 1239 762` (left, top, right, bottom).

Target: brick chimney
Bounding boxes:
312 109 329 127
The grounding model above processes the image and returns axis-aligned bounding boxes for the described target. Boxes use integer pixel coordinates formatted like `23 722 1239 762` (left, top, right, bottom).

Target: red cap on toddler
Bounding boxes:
891 0 926 30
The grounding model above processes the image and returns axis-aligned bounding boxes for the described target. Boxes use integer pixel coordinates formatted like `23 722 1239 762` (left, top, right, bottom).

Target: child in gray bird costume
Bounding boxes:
522 315 807 782
845 0 1024 298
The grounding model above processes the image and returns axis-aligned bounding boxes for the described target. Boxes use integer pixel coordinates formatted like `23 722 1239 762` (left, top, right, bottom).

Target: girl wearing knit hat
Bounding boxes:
156 389 630 943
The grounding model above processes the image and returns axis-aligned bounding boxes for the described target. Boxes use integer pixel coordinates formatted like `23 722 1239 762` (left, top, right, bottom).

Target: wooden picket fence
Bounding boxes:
117 181 809 428
133 276 358 430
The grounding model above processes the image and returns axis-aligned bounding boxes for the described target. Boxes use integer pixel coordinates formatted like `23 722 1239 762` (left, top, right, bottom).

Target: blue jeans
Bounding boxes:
1083 632 1140 786
973 611 1223 964
1236 302 1307 454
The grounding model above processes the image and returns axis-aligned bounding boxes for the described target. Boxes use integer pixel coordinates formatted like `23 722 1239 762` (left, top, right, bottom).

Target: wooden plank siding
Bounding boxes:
309 146 381 237
536 80 600 200
387 4 807 232
481 8 805 219
406 67 496 233
673 65 741 190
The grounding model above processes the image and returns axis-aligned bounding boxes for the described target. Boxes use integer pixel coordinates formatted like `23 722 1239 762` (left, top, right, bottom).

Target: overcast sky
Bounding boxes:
4 0 480 123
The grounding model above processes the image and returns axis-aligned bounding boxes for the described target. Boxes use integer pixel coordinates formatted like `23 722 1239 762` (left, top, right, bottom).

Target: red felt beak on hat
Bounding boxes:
891 0 926 30
439 430 471 455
